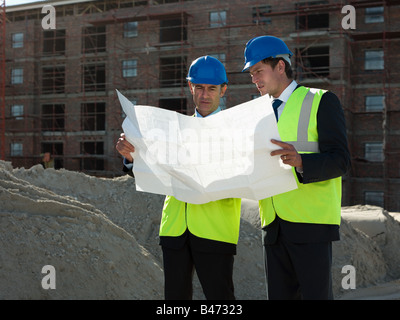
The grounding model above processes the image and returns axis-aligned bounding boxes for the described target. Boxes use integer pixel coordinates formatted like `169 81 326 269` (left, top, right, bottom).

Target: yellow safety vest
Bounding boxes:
259 86 342 227
159 109 241 245
160 196 241 244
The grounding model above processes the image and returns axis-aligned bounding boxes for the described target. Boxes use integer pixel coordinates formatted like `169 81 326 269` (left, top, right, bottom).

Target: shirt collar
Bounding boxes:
273 80 298 103
195 106 222 118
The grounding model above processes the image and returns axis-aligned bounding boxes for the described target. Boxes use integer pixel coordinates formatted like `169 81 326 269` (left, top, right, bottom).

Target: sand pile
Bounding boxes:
1 160 399 299
335 206 400 299
0 161 163 299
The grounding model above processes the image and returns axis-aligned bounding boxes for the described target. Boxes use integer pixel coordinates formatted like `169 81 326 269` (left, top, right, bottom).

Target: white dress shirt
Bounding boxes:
272 80 298 120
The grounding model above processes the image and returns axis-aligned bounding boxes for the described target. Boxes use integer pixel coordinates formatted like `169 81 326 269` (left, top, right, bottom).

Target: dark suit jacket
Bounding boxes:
263 86 351 245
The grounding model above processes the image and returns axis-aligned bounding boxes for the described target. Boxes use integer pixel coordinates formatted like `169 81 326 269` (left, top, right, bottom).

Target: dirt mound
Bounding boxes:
1 161 399 299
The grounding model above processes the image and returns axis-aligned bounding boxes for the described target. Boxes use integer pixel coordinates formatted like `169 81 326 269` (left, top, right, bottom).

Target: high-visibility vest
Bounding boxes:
160 196 241 245
259 86 342 227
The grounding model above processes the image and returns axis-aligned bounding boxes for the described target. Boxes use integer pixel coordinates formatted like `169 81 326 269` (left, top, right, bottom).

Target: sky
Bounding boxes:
6 0 48 7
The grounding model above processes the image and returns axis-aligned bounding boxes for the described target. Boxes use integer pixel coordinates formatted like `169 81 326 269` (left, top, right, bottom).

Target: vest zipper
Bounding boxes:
185 202 188 229
271 196 278 218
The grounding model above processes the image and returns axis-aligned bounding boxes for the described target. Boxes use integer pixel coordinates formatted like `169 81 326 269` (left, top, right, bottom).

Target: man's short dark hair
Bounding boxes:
262 57 293 79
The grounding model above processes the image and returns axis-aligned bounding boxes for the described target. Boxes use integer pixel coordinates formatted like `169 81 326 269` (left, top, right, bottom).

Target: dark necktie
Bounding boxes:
272 99 283 121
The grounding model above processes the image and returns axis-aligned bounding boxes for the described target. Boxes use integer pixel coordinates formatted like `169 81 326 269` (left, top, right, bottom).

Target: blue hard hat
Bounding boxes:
186 55 228 85
242 36 293 72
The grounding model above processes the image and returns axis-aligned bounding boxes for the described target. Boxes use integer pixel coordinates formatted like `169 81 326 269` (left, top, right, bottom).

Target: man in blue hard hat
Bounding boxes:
116 56 241 300
242 36 351 299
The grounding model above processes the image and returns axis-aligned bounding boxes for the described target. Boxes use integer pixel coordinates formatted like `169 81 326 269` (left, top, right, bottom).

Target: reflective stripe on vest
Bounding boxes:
285 88 322 153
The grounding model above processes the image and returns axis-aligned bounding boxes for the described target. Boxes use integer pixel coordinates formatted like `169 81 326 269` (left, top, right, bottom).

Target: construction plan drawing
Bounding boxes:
117 90 298 204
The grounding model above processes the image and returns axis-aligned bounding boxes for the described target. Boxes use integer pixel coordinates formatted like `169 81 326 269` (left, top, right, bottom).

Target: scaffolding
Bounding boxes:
2 0 400 210
0 0 5 160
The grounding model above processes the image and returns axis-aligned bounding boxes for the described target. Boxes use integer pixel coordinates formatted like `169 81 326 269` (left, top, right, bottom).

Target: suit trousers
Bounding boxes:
264 233 333 300
162 242 235 300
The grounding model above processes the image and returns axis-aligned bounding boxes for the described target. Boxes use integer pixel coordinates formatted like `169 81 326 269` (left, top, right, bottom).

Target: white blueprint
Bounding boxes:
117 90 298 204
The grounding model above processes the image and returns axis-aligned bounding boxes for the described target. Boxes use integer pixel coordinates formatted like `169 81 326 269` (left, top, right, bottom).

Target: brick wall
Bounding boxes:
4 0 400 210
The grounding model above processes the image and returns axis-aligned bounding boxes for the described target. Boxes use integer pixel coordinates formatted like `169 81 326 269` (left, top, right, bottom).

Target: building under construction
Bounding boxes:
1 0 400 211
